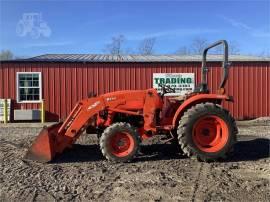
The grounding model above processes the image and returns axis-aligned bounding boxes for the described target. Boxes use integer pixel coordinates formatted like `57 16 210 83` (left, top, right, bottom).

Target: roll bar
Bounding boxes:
199 40 230 92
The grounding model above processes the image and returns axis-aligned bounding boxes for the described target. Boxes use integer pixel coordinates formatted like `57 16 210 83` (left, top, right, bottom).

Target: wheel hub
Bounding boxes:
110 132 135 157
202 128 210 136
192 116 229 153
117 138 126 147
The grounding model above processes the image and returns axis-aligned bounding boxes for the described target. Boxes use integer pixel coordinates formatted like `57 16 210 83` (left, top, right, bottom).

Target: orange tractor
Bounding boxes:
25 40 238 163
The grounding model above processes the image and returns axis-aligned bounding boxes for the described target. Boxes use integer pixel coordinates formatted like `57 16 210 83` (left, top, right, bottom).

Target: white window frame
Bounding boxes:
16 72 42 103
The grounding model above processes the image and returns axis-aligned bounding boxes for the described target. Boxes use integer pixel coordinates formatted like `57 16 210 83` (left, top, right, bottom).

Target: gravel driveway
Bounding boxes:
0 119 269 201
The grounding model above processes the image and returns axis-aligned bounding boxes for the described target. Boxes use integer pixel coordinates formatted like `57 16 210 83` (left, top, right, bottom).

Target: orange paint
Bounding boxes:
110 132 135 157
26 91 233 162
192 115 229 153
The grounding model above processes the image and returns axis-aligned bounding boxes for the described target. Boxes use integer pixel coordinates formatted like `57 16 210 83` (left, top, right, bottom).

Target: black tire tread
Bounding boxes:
177 102 238 162
100 122 140 163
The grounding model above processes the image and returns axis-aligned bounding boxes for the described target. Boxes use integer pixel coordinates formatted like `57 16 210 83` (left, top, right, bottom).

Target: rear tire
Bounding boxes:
177 102 237 162
100 122 140 163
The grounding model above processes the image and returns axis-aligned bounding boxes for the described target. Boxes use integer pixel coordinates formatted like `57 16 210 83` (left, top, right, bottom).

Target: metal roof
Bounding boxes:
2 54 270 63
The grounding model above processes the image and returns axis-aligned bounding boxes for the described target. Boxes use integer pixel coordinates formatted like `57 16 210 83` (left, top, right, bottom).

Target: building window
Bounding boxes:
17 72 42 102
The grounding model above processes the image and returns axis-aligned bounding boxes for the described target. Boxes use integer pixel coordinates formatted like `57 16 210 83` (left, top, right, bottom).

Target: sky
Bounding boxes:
0 0 269 57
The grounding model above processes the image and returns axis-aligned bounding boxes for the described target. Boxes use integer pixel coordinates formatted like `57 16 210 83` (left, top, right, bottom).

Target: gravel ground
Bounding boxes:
0 119 269 202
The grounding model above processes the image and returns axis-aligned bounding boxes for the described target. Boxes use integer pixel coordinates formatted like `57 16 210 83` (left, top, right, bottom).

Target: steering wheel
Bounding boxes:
158 83 176 97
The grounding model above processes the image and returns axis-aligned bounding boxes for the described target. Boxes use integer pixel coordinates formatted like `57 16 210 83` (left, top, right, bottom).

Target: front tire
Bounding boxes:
177 102 237 162
100 122 140 163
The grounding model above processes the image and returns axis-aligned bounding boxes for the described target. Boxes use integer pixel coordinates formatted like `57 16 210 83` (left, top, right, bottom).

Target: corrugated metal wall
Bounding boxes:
0 61 269 121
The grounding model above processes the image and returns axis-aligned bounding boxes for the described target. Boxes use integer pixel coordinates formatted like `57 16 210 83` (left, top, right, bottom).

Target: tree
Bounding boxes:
176 46 190 55
214 41 240 55
175 38 208 55
104 35 126 55
228 42 240 55
190 37 208 54
138 37 156 55
0 50 14 60
258 49 270 58
176 38 241 55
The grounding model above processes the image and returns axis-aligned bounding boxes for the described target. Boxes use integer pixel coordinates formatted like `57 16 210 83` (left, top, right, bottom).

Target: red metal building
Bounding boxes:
0 54 269 121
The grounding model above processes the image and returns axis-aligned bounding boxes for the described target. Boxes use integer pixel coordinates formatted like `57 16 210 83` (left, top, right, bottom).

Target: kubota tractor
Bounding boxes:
25 40 238 163
16 13 51 39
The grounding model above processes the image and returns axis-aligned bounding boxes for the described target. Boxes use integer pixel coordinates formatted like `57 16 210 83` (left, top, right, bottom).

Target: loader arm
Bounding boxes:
58 97 106 139
25 88 163 163
25 97 107 162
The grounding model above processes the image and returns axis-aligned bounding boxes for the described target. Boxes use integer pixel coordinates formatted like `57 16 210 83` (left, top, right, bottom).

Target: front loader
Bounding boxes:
25 40 238 163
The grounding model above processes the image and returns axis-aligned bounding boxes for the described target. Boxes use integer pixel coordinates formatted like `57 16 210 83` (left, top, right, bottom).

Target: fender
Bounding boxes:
172 94 233 128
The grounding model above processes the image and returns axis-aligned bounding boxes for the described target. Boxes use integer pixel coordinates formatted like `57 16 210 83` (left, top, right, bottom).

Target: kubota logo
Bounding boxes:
88 101 100 110
106 97 116 101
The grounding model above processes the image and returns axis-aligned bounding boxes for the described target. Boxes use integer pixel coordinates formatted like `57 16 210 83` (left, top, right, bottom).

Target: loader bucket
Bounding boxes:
24 122 63 163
